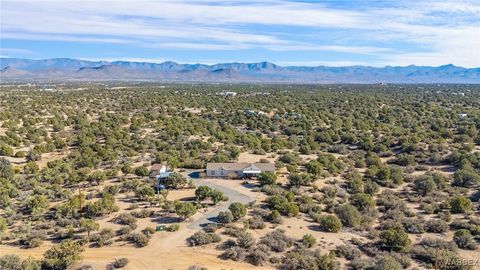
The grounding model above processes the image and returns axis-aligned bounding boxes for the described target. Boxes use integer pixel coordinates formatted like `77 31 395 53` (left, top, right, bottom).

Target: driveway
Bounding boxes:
181 171 253 229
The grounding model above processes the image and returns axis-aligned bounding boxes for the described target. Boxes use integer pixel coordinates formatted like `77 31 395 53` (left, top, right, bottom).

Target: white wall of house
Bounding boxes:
206 169 242 177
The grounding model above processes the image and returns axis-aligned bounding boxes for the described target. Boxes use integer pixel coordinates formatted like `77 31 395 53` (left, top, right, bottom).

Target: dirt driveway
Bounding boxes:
181 171 255 229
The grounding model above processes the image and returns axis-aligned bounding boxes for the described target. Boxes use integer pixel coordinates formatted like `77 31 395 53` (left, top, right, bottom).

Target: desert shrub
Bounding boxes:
413 175 438 196
453 168 480 187
188 231 221 246
268 210 283 224
166 224 180 232
42 239 85 270
449 196 473 213
131 209 154 218
229 202 247 221
350 193 376 212
425 219 449 233
401 218 425 234
236 231 255 249
318 214 342 233
302 234 316 248
379 227 411 252
248 244 270 266
112 213 137 228
127 233 149 247
258 172 277 186
371 255 402 270
84 193 119 218
134 166 149 177
91 228 115 247
281 249 339 270
335 204 361 227
260 230 294 252
217 211 234 224
21 230 47 248
411 238 459 268
112 258 129 268
0 254 22 270
221 246 246 261
245 216 265 230
261 184 284 196
116 226 132 236
453 229 477 250
335 244 362 260
266 195 299 217
288 173 314 186
203 223 220 233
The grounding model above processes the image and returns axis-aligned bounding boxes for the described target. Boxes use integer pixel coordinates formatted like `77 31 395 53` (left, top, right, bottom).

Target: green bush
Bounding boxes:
449 196 472 213
318 215 342 233
335 204 361 227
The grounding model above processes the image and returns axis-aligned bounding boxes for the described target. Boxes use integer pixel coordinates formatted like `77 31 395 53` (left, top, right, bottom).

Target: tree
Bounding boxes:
413 175 437 196
175 202 197 220
79 218 99 239
379 227 411 252
318 215 342 233
305 161 323 177
134 166 149 177
164 173 188 189
43 239 84 270
88 170 106 185
258 172 277 186
195 185 212 201
210 190 225 205
350 193 375 212
135 185 155 201
449 196 472 213
229 202 247 221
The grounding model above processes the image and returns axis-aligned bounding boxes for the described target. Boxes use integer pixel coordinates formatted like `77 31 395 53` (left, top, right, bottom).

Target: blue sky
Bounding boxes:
1 0 479 67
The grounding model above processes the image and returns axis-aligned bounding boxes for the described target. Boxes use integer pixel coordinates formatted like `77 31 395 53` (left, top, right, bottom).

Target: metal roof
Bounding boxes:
206 163 275 172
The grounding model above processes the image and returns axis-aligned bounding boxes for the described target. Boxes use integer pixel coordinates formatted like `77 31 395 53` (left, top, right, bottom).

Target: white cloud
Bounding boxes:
1 0 479 67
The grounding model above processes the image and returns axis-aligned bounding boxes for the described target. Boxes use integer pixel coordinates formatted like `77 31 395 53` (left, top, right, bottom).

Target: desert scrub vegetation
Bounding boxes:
0 83 479 269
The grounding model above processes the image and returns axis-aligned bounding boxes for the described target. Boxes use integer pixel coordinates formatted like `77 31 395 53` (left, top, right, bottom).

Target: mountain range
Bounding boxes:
1 58 479 83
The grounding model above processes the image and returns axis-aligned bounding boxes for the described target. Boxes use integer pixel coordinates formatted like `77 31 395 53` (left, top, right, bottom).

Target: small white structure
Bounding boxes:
459 113 468 118
217 91 237 97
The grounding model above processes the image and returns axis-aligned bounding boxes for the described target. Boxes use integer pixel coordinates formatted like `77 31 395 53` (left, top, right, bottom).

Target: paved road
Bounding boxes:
181 171 253 229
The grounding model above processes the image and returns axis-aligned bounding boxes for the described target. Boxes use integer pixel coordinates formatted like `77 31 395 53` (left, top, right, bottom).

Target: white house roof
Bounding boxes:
206 163 275 172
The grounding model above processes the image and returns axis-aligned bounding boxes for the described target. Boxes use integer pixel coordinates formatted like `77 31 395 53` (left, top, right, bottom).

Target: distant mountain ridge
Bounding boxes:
1 58 479 83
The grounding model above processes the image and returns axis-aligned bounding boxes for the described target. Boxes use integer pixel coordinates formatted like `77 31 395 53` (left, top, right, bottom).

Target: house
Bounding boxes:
150 163 167 177
150 163 171 189
217 91 237 97
206 163 275 178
